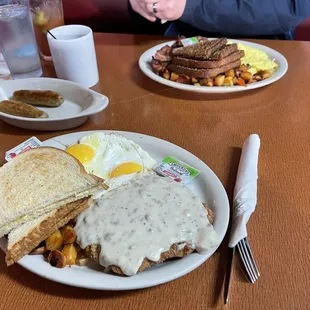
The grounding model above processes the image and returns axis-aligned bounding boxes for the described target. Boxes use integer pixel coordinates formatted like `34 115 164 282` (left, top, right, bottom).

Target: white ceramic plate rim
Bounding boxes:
0 130 229 290
139 38 288 93
0 78 109 122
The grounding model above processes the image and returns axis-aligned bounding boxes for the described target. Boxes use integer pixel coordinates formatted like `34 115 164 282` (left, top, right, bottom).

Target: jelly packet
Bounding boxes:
5 137 66 162
5 137 42 162
181 37 199 47
154 156 200 184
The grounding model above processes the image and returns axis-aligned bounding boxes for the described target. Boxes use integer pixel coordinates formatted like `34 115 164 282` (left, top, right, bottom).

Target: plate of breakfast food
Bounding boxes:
139 37 288 93
0 131 229 290
0 78 109 131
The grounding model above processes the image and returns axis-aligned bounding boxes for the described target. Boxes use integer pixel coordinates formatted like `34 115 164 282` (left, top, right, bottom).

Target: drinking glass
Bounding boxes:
30 0 64 61
0 0 42 79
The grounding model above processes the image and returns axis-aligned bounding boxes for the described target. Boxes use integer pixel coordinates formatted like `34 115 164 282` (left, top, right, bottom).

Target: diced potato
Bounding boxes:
170 72 179 81
262 70 271 79
223 76 234 86
225 69 235 77
48 250 66 268
62 243 78 265
45 229 63 251
191 77 198 84
194 83 201 87
163 70 170 80
61 226 77 244
199 78 212 86
240 71 253 83
206 80 214 87
239 64 248 72
214 75 225 86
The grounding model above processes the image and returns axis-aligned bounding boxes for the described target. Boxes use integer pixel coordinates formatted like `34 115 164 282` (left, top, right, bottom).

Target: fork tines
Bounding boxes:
237 237 260 283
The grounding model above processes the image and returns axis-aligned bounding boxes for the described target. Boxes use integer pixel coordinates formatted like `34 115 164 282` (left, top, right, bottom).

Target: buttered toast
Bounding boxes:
0 147 105 237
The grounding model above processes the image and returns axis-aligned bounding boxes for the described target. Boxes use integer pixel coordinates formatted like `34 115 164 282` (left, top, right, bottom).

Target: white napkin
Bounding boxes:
228 134 261 248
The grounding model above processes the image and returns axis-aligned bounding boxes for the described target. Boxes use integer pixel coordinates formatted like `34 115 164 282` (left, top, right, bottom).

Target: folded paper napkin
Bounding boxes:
228 134 261 248
0 53 11 80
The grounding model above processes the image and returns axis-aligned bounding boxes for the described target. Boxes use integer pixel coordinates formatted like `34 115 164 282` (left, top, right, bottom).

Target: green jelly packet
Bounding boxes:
154 156 200 184
181 37 199 47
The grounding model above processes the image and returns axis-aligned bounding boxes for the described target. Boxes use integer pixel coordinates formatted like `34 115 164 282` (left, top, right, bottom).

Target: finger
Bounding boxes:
145 2 162 15
136 3 157 21
140 10 157 22
130 0 156 21
144 0 160 3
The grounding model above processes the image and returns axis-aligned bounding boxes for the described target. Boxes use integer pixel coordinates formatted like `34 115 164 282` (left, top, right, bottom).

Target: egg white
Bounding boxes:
78 132 156 188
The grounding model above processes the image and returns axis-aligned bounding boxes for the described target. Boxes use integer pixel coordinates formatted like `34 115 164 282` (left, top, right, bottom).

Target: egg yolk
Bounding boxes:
66 144 95 164
110 162 143 178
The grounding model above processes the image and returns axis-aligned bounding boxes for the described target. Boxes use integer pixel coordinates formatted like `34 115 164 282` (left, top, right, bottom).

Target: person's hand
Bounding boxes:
144 0 187 21
129 0 157 22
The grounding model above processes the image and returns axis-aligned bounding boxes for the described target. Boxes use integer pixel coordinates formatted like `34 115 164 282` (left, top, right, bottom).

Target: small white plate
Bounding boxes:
139 39 288 93
0 78 109 131
0 130 229 290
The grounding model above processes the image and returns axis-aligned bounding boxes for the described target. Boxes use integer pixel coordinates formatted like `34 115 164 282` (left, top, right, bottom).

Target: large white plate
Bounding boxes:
139 39 288 93
0 130 229 290
0 78 109 131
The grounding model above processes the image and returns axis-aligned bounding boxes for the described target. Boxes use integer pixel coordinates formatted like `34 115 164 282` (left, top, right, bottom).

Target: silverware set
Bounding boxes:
224 134 261 304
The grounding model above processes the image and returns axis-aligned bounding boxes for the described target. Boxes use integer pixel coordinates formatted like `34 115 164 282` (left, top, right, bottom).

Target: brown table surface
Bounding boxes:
1 33 310 310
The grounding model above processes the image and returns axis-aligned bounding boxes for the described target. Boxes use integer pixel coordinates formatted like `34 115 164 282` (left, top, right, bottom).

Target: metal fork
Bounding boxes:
237 237 260 283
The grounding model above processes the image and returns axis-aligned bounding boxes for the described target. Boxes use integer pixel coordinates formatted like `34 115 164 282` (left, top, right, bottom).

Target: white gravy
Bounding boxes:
75 173 220 276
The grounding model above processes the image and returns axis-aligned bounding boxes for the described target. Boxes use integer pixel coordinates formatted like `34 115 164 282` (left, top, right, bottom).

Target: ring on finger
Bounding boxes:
153 2 158 14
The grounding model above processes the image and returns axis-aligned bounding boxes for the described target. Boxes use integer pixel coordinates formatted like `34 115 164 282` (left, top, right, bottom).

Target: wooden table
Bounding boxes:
0 34 310 310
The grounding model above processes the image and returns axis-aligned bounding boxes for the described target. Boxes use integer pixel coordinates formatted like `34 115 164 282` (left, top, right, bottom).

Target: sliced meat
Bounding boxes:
112 244 194 275
172 50 244 69
154 45 172 62
86 243 195 275
83 204 215 276
151 57 169 74
168 59 241 79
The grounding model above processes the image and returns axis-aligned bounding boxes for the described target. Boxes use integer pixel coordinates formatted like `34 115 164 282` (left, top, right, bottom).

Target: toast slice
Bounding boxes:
6 197 93 265
0 147 105 237
208 43 239 60
168 59 241 78
171 50 244 69
172 38 227 60
85 204 215 276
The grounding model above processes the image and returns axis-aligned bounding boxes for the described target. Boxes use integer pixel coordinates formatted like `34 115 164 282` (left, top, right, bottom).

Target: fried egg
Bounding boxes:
66 132 156 189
